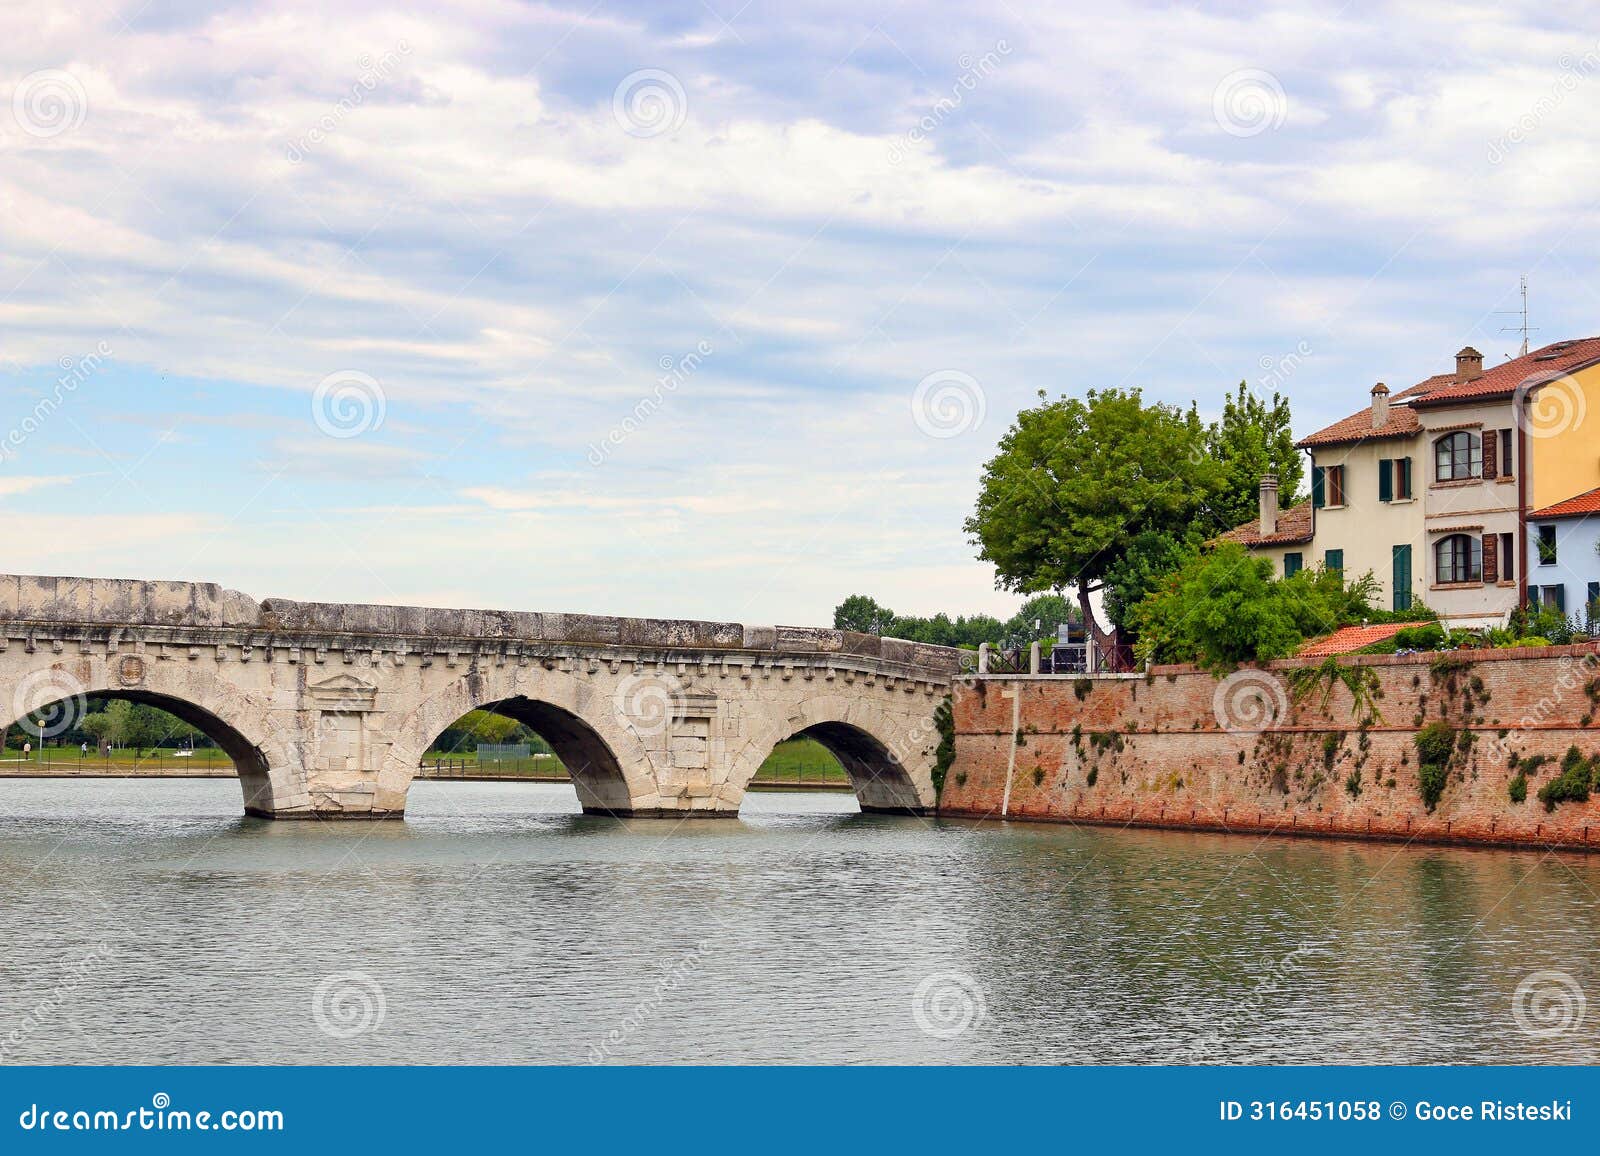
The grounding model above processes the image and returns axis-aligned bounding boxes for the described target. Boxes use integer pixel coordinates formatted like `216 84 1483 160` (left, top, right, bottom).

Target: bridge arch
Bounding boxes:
728 697 935 813
0 659 306 817
378 666 659 815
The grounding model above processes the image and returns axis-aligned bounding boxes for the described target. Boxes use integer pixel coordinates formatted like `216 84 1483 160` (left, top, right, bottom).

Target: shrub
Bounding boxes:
1538 751 1596 812
1508 771 1527 804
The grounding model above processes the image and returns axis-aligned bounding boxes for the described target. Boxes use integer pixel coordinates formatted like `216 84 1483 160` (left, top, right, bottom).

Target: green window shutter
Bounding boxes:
1311 466 1326 509
1325 549 1344 573
1283 552 1303 577
1378 459 1393 502
1392 545 1412 611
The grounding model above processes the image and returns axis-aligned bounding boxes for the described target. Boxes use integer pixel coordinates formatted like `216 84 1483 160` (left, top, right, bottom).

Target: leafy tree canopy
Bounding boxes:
965 384 1308 640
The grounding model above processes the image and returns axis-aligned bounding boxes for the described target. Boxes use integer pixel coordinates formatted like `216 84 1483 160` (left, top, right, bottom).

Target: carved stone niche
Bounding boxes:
667 691 720 774
306 675 379 774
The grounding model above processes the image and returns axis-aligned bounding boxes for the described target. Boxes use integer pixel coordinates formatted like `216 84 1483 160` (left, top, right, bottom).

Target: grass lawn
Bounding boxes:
0 746 235 772
421 736 848 783
3 736 849 784
750 737 849 783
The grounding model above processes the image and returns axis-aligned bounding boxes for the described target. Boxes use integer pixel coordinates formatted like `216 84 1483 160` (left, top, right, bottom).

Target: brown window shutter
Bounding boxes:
1482 429 1498 479
1482 533 1498 583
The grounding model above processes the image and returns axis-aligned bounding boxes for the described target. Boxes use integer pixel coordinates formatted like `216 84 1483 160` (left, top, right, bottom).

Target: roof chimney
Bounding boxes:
1371 381 1389 428
1455 346 1484 383
1258 473 1279 537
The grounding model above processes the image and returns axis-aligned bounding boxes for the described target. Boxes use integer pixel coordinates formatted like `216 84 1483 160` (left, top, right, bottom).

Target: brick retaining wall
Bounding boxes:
940 644 1600 851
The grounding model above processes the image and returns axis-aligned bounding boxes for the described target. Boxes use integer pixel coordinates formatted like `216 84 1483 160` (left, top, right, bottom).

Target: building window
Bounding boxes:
1588 582 1600 627
1379 458 1415 502
1326 464 1346 506
1435 533 1482 584
1499 429 1513 477
1283 553 1303 578
1537 524 1558 566
1392 545 1412 611
1536 585 1567 613
1433 431 1481 482
1325 548 1343 575
1500 532 1515 582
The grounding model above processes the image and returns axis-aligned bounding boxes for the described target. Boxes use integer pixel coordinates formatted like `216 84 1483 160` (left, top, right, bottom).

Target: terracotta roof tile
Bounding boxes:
1295 400 1422 449
1294 338 1600 449
1218 499 1314 547
1531 484 1600 519
1299 622 1411 657
1410 336 1600 407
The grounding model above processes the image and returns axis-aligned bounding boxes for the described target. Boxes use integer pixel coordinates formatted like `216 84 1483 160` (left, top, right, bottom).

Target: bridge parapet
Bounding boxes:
0 575 958 681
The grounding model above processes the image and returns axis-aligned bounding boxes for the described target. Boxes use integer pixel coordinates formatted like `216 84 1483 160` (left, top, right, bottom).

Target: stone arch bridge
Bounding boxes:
0 575 962 819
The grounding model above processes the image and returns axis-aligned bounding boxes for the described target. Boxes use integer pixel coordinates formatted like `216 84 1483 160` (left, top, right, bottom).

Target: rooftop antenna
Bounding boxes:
1496 274 1536 357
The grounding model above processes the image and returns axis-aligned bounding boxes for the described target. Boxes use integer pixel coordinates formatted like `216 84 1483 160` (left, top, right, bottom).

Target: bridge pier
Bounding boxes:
0 575 959 822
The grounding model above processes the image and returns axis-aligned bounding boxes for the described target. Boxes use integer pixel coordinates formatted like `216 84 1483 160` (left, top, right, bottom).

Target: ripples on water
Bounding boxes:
0 777 1597 1064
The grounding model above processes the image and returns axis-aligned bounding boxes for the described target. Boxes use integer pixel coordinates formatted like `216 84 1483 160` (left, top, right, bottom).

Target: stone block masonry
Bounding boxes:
940 644 1600 851
0 574 960 819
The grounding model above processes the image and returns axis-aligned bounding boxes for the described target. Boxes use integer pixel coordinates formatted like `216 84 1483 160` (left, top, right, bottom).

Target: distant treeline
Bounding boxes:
832 593 1078 650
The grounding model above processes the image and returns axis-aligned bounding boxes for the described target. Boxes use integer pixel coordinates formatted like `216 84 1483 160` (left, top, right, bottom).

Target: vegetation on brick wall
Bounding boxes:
931 696 955 797
1414 721 1457 811
1287 658 1384 727
1536 745 1600 813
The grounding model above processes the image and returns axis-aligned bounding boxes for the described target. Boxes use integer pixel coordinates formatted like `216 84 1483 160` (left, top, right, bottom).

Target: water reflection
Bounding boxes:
0 778 1595 1064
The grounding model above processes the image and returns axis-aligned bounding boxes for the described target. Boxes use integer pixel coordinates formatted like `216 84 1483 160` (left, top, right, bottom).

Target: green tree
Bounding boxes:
1100 529 1201 632
1205 383 1303 529
832 595 898 635
1002 593 1078 648
965 388 1226 649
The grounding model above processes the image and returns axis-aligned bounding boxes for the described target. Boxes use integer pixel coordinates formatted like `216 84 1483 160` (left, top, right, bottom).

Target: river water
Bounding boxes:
0 777 1597 1064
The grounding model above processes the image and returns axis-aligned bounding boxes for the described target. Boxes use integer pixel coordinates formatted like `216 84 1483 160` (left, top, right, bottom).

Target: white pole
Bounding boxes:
1000 687 1021 817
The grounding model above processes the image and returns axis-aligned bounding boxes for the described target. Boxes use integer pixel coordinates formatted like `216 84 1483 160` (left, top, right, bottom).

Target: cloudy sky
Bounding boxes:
1 0 1598 625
